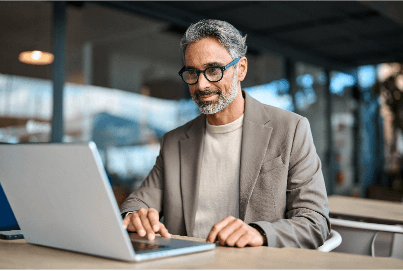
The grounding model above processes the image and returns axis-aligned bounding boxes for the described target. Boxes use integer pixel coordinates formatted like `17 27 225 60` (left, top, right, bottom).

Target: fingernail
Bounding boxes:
153 225 159 232
138 229 145 236
148 233 155 240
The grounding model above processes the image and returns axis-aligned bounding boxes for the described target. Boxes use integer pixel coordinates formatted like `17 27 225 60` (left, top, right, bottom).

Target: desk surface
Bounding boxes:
328 195 403 224
1 236 403 269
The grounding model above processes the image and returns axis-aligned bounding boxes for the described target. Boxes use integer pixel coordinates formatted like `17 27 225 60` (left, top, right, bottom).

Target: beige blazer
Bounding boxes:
120 91 330 248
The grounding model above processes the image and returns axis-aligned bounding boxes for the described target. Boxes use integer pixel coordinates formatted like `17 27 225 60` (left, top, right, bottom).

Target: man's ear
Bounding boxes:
238 57 248 82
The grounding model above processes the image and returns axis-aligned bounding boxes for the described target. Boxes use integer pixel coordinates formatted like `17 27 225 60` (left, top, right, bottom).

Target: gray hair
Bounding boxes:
180 19 247 62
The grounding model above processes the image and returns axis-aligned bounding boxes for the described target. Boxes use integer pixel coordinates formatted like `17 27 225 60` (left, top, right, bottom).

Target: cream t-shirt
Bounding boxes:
193 114 244 238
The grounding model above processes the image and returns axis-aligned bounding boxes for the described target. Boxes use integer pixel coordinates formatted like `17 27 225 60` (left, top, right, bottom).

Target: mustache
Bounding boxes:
193 89 221 98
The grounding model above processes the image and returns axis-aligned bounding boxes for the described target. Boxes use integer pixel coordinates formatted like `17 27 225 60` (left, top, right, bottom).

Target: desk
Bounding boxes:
1 236 403 269
328 195 403 224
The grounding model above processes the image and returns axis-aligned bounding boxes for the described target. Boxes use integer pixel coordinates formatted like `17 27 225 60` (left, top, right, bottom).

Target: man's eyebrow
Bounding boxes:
204 62 222 67
185 62 224 70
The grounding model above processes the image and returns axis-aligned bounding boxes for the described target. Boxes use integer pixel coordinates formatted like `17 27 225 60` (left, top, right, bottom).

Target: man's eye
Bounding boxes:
207 67 220 75
186 70 198 76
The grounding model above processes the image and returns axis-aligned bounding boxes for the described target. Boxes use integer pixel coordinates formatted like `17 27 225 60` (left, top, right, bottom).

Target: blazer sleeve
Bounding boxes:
252 117 330 249
119 136 165 216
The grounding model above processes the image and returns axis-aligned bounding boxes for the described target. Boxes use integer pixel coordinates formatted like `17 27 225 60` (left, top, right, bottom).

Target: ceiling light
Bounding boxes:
19 50 54 65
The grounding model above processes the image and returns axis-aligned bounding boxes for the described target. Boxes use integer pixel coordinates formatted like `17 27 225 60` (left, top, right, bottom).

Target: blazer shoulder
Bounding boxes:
262 104 304 127
162 114 202 141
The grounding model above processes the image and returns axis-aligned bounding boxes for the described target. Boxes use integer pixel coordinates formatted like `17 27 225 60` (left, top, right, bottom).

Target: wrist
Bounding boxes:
249 223 268 246
121 211 133 219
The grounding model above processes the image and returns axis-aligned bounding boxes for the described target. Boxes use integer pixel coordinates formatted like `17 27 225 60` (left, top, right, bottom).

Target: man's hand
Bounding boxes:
123 208 171 241
206 216 265 248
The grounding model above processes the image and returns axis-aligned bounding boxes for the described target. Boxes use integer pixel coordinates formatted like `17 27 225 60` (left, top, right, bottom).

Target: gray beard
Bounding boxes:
191 71 239 115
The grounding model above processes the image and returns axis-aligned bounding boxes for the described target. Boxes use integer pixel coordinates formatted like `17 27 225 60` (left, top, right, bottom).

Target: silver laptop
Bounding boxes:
0 142 215 261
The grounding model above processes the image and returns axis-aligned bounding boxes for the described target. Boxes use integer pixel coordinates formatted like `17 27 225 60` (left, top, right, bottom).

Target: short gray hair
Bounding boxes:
180 19 247 62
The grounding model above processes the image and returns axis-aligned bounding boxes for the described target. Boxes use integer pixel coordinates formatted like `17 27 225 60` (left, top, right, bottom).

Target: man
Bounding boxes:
120 19 330 248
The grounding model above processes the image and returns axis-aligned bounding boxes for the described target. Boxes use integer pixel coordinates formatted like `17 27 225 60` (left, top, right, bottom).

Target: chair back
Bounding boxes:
317 229 342 252
391 233 403 259
330 218 403 258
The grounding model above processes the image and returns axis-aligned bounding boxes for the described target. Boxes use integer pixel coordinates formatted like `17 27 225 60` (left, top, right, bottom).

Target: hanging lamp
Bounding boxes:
19 50 54 65
18 2 54 65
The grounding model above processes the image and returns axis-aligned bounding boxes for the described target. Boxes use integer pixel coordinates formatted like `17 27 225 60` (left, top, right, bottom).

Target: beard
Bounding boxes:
191 70 239 115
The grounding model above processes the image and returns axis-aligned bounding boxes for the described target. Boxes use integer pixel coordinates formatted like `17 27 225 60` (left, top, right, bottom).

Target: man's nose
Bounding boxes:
196 72 212 89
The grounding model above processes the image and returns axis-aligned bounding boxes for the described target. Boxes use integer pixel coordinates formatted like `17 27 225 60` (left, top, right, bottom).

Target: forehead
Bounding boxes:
185 37 232 67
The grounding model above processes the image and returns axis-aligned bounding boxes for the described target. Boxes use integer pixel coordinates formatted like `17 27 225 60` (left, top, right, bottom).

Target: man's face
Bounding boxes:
184 37 239 115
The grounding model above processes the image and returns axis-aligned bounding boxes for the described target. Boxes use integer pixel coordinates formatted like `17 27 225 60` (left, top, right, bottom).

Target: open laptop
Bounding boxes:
0 142 215 261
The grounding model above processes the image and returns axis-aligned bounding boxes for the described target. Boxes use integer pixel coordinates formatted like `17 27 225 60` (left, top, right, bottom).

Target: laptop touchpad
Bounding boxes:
129 233 172 253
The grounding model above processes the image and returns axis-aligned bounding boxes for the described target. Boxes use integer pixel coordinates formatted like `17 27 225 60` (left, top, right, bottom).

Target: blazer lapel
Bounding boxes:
179 114 206 236
239 92 272 220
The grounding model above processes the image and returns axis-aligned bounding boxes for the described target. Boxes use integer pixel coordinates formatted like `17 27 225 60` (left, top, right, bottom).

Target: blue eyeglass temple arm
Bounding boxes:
178 57 241 75
224 57 241 70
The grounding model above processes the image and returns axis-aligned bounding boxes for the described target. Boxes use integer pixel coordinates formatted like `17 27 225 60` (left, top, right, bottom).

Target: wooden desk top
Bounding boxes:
1 236 403 269
328 195 403 224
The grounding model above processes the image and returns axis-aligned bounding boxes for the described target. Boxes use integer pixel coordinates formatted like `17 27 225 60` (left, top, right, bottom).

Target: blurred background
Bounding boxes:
1 1 403 206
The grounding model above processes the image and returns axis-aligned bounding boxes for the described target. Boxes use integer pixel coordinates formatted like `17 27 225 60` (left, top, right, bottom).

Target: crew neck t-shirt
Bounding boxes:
193 114 244 238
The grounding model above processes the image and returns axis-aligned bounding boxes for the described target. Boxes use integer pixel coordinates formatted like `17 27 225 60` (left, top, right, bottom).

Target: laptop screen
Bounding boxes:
0 183 20 231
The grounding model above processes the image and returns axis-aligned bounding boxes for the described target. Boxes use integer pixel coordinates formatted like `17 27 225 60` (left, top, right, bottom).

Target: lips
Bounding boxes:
195 89 221 99
199 93 218 101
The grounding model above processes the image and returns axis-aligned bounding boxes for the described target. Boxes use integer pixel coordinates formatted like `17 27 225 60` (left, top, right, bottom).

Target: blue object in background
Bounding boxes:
359 95 383 197
91 112 157 150
0 183 20 230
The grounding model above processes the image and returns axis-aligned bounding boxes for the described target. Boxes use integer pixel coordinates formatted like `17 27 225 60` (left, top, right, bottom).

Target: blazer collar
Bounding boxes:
243 90 271 125
239 91 273 220
180 114 205 236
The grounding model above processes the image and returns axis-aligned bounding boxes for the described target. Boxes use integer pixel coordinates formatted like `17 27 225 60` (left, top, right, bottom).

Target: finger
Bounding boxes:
131 213 145 236
126 215 137 232
157 222 171 238
126 222 136 232
235 231 254 248
206 216 236 243
224 223 249 247
147 208 160 232
138 210 155 240
217 219 244 246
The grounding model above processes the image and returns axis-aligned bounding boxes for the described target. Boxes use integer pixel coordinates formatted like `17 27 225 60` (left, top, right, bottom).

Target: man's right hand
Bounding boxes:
123 208 171 241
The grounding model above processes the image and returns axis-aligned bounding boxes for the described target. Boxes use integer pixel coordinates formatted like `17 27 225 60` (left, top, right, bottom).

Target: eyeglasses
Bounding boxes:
178 57 241 85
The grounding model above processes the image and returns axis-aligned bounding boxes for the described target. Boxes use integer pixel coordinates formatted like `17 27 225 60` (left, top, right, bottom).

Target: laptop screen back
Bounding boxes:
0 142 215 262
0 142 136 261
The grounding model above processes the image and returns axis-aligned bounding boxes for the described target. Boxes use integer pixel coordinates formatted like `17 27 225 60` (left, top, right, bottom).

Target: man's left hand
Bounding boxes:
206 216 265 247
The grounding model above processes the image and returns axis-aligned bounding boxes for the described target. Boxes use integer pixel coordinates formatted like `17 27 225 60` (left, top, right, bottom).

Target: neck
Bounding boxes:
206 89 245 125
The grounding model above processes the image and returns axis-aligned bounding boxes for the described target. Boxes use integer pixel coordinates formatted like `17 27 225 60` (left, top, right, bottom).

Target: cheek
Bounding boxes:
188 85 197 94
221 79 233 93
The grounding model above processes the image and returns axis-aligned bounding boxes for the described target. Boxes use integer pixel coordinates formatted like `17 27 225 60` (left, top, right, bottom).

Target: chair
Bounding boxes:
390 231 403 259
317 229 342 252
330 217 403 258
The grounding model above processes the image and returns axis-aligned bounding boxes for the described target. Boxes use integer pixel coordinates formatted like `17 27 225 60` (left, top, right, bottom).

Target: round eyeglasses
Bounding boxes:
178 57 241 85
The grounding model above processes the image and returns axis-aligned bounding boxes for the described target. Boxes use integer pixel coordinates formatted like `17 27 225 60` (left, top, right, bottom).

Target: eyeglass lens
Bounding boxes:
183 67 223 84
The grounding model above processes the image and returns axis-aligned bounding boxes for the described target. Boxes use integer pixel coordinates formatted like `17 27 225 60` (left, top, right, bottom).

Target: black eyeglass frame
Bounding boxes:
178 57 241 85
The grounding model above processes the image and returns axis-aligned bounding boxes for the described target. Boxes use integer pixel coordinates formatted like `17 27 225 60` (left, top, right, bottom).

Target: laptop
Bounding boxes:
0 142 215 261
